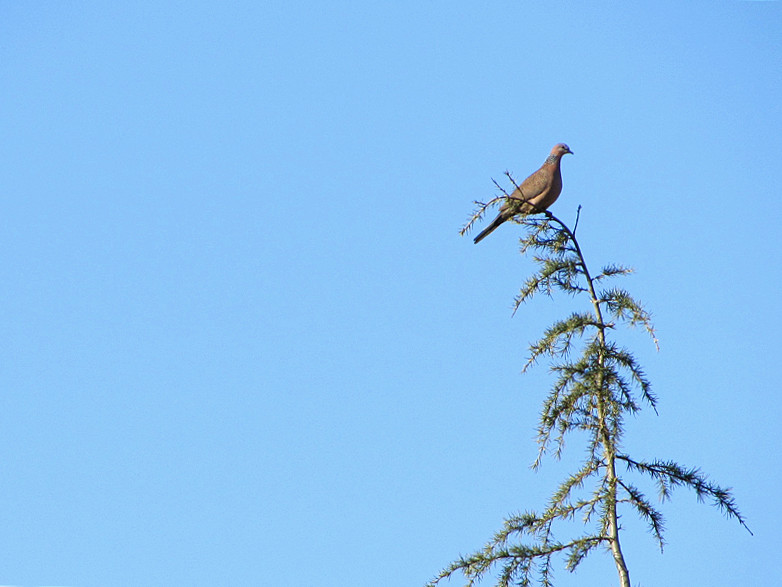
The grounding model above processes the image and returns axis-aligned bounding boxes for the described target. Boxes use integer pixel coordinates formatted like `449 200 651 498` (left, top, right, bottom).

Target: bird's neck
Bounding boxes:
544 154 561 166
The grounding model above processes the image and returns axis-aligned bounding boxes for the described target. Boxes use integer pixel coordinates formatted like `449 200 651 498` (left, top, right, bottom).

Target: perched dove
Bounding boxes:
473 143 573 244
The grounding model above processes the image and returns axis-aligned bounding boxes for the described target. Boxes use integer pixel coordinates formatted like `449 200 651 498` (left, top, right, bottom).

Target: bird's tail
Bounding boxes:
473 214 506 244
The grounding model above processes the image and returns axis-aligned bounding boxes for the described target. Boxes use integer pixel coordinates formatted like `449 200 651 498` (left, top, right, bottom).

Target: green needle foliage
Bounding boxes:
429 178 751 587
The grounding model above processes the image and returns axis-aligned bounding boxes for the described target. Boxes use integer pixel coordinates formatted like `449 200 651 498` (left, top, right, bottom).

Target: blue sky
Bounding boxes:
1 3 780 586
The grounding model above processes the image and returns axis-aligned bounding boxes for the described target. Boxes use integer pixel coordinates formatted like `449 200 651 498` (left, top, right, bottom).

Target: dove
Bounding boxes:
474 143 573 244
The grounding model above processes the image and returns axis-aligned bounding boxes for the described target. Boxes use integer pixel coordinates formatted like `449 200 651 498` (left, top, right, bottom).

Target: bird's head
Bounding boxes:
552 143 573 157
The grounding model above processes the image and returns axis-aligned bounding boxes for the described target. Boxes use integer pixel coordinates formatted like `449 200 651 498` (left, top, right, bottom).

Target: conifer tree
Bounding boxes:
428 175 751 587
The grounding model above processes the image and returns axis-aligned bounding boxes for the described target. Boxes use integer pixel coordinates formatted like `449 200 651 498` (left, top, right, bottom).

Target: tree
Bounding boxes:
427 175 752 587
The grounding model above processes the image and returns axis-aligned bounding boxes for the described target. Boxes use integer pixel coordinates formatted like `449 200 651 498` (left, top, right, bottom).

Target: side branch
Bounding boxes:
617 455 753 536
460 195 506 238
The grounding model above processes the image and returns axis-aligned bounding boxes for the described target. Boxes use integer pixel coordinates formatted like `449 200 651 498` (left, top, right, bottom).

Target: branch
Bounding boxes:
572 205 582 235
425 529 608 587
460 196 506 238
617 455 753 536
616 478 666 551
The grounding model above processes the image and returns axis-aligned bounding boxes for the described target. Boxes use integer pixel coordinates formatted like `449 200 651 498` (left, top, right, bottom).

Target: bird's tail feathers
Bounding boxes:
473 214 506 244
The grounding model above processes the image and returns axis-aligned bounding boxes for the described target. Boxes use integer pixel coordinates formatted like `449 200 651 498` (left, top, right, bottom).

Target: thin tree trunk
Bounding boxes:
606 453 632 587
563 218 632 587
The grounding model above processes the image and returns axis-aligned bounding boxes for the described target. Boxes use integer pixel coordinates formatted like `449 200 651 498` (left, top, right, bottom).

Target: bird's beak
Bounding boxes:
567 148 573 155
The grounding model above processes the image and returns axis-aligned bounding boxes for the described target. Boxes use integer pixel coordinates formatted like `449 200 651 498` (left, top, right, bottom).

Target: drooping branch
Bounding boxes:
616 455 753 536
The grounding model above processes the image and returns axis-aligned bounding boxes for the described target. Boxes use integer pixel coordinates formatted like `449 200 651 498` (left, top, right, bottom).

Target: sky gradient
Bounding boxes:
1 3 780 586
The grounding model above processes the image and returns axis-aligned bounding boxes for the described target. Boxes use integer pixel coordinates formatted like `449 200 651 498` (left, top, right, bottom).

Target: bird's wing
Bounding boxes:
506 167 549 210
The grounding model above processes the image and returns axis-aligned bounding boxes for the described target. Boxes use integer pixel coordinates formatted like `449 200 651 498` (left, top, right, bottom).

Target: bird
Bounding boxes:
473 143 573 244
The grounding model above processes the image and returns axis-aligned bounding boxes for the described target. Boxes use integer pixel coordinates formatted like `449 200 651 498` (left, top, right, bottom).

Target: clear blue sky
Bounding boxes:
1 3 780 586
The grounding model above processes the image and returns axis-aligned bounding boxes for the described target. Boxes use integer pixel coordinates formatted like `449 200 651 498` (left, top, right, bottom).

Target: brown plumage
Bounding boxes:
473 143 573 244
